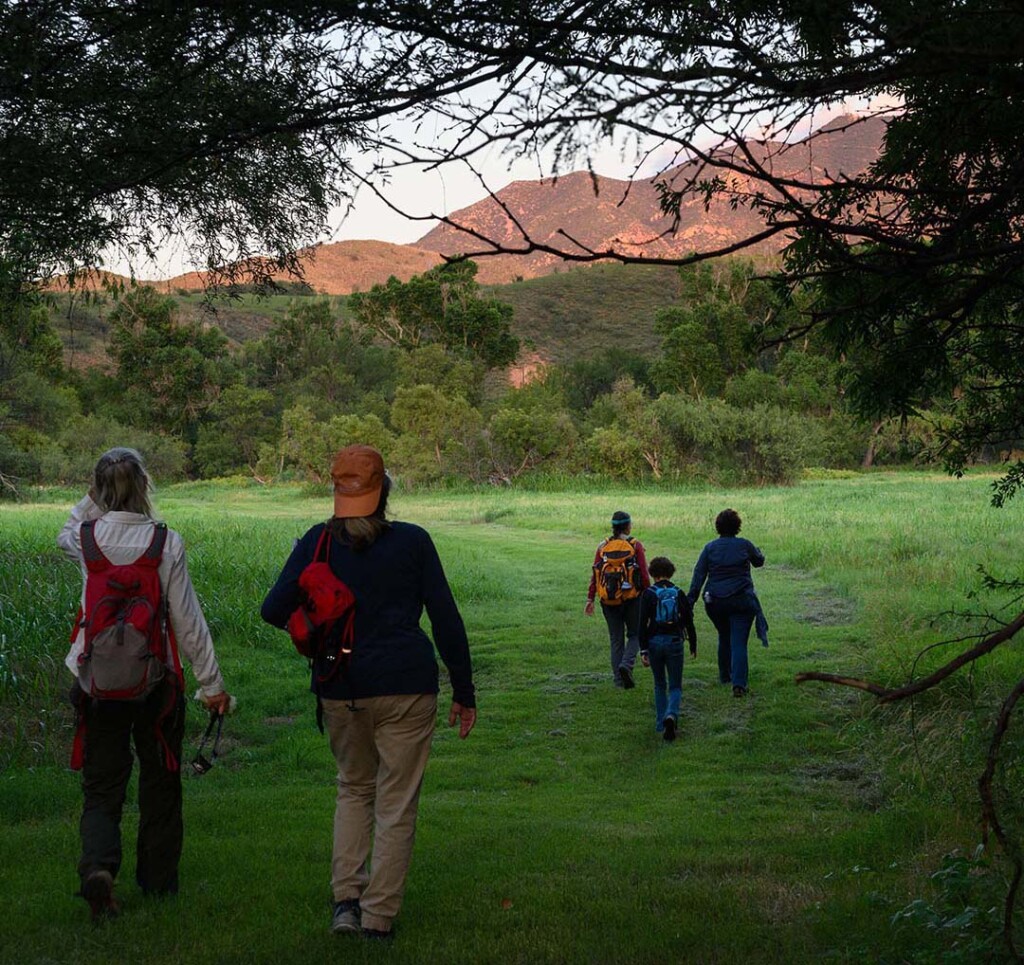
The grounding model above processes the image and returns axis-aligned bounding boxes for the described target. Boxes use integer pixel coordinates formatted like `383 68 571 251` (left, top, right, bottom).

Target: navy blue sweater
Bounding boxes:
687 536 765 604
261 521 475 707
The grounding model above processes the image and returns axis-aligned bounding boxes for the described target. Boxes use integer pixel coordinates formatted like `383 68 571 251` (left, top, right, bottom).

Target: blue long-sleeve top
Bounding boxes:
687 536 765 604
261 521 475 707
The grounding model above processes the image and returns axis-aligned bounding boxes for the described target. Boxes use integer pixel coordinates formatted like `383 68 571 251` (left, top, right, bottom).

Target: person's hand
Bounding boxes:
584 600 594 617
641 652 650 668
448 702 476 739
202 691 232 716
690 646 697 660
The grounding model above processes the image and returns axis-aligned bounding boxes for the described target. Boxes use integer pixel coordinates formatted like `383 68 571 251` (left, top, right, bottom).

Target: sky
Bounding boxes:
107 98 878 281
107 137 668 281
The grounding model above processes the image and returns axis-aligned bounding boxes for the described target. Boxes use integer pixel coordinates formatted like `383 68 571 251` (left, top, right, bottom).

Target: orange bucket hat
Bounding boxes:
330 445 385 518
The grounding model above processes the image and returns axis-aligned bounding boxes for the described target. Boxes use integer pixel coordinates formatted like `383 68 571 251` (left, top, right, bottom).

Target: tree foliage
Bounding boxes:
107 287 229 444
350 262 519 369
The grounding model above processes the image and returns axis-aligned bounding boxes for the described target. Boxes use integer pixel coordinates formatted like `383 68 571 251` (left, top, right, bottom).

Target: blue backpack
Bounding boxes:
652 585 681 626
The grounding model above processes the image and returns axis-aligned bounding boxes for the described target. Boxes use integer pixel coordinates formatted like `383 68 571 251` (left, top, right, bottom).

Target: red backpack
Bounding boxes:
286 529 356 684
75 520 179 700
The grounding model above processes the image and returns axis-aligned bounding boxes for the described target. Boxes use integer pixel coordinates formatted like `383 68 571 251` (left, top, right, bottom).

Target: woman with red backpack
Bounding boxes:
58 447 231 921
260 444 476 942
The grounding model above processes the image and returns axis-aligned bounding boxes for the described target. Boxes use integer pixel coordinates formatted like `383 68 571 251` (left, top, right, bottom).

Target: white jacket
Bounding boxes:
58 495 225 697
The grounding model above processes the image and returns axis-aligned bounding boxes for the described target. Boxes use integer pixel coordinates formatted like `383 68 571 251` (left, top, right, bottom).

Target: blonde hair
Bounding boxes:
325 476 391 551
93 448 153 517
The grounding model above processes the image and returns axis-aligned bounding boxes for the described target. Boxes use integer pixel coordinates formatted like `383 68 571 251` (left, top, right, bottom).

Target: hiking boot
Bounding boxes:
362 927 395 942
663 716 677 742
81 870 119 922
619 666 635 689
732 685 747 697
331 899 361 934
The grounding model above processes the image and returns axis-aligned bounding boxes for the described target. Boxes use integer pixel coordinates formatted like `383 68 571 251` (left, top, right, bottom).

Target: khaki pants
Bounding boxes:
321 693 437 932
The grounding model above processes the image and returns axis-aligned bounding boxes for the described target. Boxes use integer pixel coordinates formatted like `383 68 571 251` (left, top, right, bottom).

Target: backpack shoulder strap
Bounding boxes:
313 527 332 562
80 520 110 571
140 522 168 565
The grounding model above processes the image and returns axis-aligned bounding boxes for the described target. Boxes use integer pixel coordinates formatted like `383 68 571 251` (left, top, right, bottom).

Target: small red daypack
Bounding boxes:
76 520 174 700
286 529 356 684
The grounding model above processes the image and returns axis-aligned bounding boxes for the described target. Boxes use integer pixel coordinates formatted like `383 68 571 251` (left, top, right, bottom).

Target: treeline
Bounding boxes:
1 259 952 492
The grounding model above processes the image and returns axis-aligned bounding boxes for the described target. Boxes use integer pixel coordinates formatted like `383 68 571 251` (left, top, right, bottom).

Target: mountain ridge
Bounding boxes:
70 114 883 294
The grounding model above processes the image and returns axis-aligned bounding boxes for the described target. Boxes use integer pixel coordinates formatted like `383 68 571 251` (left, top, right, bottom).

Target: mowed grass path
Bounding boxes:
1 473 1021 964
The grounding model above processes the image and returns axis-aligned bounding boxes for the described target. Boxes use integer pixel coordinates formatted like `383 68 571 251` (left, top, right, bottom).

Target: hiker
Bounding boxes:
688 508 766 697
638 556 697 741
58 447 231 921
584 510 650 688
260 444 476 942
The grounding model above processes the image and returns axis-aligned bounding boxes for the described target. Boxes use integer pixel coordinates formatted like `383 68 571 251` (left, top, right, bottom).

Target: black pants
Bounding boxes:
77 681 185 894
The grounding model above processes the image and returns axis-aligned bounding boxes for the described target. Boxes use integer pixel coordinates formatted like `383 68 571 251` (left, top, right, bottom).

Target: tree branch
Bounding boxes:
978 676 1024 960
795 611 1024 703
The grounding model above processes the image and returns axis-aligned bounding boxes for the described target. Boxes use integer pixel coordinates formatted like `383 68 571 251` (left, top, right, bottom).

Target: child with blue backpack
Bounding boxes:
639 556 697 742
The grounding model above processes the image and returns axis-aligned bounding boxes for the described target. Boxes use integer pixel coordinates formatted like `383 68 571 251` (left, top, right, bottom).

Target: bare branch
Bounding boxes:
795 611 1024 703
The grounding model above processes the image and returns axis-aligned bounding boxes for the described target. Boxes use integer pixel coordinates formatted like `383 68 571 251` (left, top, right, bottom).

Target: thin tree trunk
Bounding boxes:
862 420 884 468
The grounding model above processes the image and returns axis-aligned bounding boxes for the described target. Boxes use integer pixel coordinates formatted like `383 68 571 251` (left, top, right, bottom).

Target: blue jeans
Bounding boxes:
647 634 683 730
705 591 757 688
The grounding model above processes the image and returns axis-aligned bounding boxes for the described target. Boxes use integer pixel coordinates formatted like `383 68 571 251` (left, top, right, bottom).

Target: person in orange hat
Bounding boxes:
261 444 476 941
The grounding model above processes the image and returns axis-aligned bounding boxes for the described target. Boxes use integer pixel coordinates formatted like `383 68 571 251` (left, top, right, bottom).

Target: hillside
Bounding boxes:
125 114 884 294
51 262 701 373
417 114 886 284
483 263 686 363
157 239 444 294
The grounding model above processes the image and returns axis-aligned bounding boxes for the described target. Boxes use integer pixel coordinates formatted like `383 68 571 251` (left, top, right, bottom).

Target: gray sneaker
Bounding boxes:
331 899 361 934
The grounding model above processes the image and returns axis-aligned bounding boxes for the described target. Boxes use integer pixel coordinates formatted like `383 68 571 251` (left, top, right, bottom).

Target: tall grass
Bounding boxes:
1 470 1022 963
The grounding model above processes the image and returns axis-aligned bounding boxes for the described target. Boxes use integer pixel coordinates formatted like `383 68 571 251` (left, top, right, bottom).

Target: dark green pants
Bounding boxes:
77 681 185 895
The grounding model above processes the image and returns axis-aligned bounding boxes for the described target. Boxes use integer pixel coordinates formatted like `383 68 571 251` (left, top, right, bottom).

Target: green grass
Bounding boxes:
1 471 1022 963
481 263 684 362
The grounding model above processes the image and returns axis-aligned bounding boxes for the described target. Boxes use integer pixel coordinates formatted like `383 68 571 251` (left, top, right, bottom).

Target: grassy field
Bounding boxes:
2 472 1023 963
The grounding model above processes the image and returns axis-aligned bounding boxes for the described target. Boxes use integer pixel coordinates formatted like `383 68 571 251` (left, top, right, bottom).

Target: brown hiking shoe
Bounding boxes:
82 870 119 922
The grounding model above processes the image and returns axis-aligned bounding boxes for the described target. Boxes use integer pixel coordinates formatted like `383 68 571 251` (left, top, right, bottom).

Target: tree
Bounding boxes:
0 296 73 488
193 386 279 478
488 402 577 480
0 1 481 290
107 287 229 445
390 385 485 483
266 404 394 483
11 3 1024 496
588 377 670 480
245 298 399 412
350 262 519 368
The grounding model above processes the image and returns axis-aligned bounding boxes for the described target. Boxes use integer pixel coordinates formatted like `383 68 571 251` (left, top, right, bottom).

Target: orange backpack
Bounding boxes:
595 537 640 605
